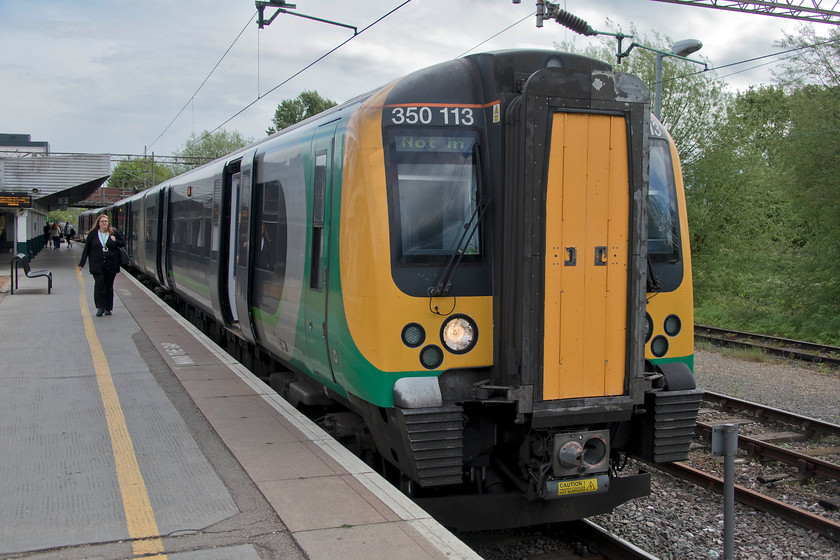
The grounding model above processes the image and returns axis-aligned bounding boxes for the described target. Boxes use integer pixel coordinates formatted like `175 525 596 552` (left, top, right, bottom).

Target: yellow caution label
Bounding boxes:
556 477 599 496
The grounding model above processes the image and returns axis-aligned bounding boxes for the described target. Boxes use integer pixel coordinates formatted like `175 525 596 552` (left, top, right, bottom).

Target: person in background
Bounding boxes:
43 223 50 250
50 222 61 250
63 222 75 248
78 214 124 317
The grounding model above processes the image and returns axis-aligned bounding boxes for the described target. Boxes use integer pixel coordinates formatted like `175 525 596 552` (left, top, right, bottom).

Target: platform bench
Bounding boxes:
10 253 52 295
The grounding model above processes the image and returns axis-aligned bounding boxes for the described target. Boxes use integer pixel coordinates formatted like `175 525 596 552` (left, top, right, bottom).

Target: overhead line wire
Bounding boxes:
149 12 257 151
662 36 840 85
150 4 840 156
457 11 536 57
208 0 413 135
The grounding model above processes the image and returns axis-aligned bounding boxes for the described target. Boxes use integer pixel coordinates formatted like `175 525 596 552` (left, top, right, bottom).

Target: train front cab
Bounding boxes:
496 63 702 525
338 52 703 530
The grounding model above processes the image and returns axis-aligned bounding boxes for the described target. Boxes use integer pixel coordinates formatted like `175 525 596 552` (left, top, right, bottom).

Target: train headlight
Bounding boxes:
441 315 477 354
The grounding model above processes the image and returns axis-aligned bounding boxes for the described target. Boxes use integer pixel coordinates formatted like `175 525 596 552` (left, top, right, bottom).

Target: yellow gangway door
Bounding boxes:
542 112 629 400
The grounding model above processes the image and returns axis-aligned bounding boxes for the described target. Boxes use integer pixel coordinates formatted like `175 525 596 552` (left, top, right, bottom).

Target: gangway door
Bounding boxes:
542 112 629 400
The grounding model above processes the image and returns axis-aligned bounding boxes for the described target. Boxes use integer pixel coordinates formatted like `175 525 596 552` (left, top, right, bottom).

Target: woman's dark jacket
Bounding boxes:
79 229 125 274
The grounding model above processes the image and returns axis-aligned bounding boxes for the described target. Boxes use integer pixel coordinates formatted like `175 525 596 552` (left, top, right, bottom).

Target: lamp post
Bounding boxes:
654 39 703 119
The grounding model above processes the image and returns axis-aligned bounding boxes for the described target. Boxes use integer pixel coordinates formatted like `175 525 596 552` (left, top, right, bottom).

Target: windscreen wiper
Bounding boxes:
428 199 487 297
647 254 662 292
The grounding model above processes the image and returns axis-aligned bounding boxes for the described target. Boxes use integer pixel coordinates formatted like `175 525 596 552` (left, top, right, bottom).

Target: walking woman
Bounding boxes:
78 214 125 317
50 222 61 250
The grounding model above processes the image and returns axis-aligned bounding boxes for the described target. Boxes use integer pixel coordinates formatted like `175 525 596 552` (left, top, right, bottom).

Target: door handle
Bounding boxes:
595 246 607 266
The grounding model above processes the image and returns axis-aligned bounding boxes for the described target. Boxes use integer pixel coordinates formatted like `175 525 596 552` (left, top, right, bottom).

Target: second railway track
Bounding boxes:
695 324 840 367
660 390 840 543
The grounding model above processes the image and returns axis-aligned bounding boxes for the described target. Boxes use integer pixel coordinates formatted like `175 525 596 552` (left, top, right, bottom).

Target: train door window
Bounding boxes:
310 151 327 291
253 180 288 314
386 130 481 262
145 197 157 254
202 195 212 258
130 208 139 243
228 171 240 322
189 195 203 255
195 203 206 254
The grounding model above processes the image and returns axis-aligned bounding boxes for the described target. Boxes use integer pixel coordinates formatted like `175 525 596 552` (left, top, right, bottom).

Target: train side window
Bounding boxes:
647 138 684 292
648 139 680 261
310 151 327 290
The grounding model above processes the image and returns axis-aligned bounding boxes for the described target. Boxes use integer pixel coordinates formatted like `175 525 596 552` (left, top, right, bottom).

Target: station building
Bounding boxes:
0 133 110 257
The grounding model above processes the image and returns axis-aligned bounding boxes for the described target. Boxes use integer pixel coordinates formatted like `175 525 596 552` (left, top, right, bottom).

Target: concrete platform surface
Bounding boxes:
0 246 479 560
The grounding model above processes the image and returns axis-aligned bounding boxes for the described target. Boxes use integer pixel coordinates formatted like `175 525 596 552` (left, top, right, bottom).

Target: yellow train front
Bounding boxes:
338 50 702 529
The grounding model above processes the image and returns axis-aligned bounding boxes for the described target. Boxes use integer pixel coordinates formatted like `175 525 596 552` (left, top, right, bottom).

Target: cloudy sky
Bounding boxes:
0 0 828 156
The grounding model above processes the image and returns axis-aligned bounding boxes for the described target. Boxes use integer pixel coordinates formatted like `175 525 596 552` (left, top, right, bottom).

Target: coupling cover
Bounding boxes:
551 429 610 477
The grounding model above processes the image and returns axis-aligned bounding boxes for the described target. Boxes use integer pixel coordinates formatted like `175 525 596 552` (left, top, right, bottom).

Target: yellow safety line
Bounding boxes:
76 268 167 558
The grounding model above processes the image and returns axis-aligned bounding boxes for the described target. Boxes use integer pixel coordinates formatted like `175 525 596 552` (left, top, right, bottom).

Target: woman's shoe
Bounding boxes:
96 309 103 317
104 310 112 316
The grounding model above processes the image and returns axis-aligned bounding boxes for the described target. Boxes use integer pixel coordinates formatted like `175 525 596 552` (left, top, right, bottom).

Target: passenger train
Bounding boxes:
83 49 702 530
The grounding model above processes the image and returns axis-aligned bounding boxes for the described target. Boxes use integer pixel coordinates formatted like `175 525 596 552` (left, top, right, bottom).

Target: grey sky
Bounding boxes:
0 0 820 156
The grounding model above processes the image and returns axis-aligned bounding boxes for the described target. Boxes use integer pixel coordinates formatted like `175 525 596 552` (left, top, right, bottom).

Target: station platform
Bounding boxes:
0 245 480 560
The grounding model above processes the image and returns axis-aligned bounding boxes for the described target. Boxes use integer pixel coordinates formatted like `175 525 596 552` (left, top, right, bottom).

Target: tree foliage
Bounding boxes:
687 24 840 343
560 22 840 343
267 90 337 135
173 129 251 174
109 158 174 193
556 23 729 164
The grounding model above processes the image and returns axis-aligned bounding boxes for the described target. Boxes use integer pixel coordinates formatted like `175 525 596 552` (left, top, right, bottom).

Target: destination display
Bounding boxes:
0 192 32 208
394 135 475 153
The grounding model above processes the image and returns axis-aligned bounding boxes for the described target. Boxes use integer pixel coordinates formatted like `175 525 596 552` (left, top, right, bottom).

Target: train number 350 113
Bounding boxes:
390 106 475 126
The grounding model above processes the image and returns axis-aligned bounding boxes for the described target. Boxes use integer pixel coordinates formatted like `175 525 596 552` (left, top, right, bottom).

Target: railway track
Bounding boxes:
658 390 840 543
695 324 840 367
458 519 661 560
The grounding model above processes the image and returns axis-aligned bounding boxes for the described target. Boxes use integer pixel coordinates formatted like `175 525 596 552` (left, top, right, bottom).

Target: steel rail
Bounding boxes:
702 390 840 439
695 422 840 482
695 324 840 367
657 462 840 543
566 520 661 560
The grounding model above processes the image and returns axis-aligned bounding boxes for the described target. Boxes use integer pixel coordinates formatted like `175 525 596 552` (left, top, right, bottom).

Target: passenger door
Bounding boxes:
305 122 339 384
232 149 258 344
160 186 174 290
221 159 242 326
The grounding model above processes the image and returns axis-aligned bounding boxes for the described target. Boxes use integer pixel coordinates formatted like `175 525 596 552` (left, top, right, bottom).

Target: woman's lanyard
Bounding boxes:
99 231 109 252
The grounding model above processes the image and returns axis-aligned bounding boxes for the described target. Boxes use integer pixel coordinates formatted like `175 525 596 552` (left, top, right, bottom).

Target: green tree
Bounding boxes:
770 26 840 341
557 24 729 165
686 23 840 343
173 129 251 174
685 86 796 324
109 158 174 193
267 90 337 135
47 209 81 225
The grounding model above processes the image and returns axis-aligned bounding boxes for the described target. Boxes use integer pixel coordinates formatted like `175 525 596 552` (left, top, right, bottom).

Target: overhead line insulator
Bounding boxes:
553 8 597 36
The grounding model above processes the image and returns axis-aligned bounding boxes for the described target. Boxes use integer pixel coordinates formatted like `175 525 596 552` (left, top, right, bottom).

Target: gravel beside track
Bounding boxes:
591 349 840 560
695 349 840 425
